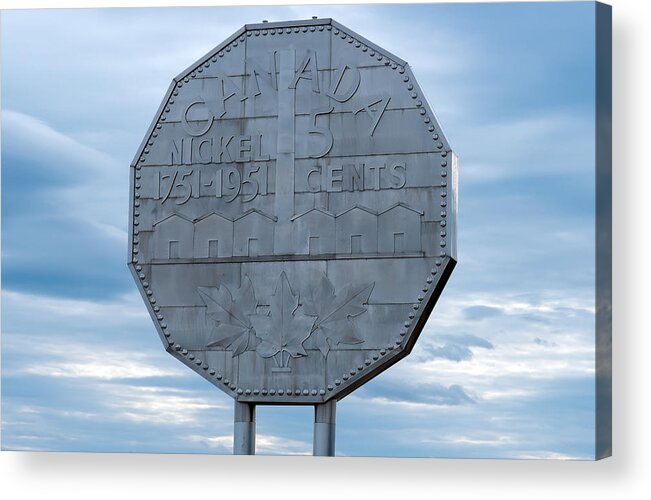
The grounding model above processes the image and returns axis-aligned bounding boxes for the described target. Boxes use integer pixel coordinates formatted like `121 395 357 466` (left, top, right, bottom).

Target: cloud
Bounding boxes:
415 341 594 383
19 356 181 381
104 385 228 425
185 434 233 453
423 333 494 362
1 110 126 224
426 343 477 362
456 113 594 182
433 434 518 447
1 4 600 459
186 433 311 455
1 292 188 391
339 371 595 459
1 384 234 452
533 337 557 347
2 111 131 299
2 289 147 324
463 305 503 320
359 378 476 407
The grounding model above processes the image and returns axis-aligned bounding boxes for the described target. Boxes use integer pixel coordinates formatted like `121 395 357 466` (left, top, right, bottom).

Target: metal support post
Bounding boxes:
233 401 256 455
313 400 336 456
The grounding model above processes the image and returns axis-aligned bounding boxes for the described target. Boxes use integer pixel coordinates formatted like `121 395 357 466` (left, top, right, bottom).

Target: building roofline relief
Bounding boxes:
378 202 424 216
152 213 194 226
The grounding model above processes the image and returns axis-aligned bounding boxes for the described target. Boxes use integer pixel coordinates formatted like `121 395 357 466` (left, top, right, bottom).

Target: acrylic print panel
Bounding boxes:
0 1 611 459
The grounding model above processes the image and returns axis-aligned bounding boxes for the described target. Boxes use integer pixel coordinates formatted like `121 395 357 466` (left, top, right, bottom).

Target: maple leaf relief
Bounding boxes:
199 272 374 365
250 272 315 369
198 276 258 356
302 274 375 357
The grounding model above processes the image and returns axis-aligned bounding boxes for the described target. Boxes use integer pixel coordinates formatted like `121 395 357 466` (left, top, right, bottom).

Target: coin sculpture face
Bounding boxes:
128 18 457 404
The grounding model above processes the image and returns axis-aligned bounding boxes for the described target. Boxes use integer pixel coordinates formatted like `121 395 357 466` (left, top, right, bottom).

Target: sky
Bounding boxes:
1 2 598 458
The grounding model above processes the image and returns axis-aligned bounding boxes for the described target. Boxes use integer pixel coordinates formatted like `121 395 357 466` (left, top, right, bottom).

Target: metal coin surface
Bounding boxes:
128 18 457 404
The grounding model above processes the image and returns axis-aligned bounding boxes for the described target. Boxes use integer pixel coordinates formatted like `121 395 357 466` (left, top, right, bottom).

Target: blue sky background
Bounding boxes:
1 2 597 458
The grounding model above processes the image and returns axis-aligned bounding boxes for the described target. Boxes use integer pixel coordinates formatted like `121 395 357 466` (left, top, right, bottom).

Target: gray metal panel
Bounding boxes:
194 213 234 258
158 306 214 350
335 206 378 254
150 263 241 306
239 260 328 300
305 303 413 349
152 214 194 259
327 258 431 304
378 204 423 253
291 209 336 255
325 108 441 157
128 18 457 406
233 210 276 256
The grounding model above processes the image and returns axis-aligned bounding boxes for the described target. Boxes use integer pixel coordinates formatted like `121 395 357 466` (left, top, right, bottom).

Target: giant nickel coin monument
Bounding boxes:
128 18 457 456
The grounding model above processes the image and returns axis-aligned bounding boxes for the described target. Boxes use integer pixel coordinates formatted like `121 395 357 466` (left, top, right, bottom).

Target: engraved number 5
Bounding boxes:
242 164 261 202
308 105 334 158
